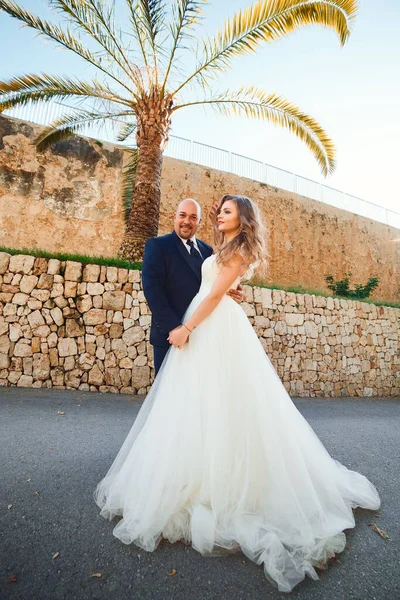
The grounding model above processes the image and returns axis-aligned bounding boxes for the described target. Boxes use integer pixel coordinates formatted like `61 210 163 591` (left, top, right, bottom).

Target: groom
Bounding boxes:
142 198 243 374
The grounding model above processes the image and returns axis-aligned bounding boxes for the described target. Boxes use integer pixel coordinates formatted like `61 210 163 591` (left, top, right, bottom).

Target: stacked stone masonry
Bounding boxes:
0 252 399 398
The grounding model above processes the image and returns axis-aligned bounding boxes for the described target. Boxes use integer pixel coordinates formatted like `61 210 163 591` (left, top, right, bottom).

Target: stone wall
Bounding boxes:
0 252 399 398
1 115 399 303
242 286 399 398
0 253 153 394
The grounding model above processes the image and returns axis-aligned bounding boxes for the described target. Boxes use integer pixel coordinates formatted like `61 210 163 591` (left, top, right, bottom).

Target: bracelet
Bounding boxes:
183 324 192 333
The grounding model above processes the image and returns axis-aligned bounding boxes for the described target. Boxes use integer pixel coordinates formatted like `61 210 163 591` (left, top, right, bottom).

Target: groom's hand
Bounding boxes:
227 284 244 304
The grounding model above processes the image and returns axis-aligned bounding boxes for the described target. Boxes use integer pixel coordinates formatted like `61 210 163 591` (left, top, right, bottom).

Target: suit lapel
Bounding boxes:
171 231 202 283
197 240 212 259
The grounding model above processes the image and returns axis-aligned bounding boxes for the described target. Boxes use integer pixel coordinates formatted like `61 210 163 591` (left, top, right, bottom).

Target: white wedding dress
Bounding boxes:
94 255 380 593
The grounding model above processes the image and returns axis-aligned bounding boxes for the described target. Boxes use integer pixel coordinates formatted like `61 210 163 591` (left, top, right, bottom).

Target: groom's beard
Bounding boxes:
179 225 194 238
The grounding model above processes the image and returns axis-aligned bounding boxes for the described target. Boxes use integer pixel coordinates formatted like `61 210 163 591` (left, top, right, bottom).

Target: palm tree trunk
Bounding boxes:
118 140 163 262
118 92 173 262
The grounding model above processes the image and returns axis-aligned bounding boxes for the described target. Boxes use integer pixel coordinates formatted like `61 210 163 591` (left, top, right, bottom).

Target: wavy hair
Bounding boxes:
213 194 268 280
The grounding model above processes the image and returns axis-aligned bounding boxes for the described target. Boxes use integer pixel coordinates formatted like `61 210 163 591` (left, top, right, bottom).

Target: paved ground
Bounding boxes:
0 387 399 600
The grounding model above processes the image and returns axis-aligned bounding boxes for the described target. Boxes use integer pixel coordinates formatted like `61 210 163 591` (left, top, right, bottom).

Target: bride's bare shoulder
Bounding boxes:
222 253 249 276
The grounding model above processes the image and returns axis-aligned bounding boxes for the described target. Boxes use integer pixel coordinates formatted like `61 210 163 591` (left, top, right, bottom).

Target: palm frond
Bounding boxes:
48 0 142 91
170 0 207 41
174 0 357 94
122 147 139 223
0 0 133 94
126 0 150 70
162 1 207 92
85 0 145 92
173 86 336 175
133 0 168 82
137 0 167 46
33 108 136 151
117 121 137 142
0 73 132 112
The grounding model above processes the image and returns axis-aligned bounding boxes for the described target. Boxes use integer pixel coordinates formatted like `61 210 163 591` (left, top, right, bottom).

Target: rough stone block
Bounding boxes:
122 326 145 346
132 365 150 388
241 302 256 317
9 254 35 274
285 313 304 327
83 309 107 325
17 374 33 387
88 364 104 386
64 261 82 282
27 310 46 329
32 354 51 380
87 282 104 296
58 337 78 357
103 291 125 311
83 263 101 282
64 281 78 298
66 319 85 338
76 295 92 313
14 340 32 357
0 253 10 274
12 293 29 306
20 275 38 294
304 320 318 339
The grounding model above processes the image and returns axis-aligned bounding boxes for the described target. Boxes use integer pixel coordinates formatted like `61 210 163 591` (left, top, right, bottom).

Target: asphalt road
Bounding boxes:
1 387 399 600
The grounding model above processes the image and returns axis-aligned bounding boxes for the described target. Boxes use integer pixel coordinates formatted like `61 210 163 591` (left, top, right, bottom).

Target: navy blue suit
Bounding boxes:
142 231 213 373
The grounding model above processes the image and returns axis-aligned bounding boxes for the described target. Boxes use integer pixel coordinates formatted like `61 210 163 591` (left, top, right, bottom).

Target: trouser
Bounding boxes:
153 345 170 376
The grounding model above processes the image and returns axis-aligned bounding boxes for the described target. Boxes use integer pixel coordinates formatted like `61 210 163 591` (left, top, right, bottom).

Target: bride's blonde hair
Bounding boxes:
214 194 268 279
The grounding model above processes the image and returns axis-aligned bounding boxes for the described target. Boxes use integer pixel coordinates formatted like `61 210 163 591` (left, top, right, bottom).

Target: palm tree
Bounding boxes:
0 0 357 261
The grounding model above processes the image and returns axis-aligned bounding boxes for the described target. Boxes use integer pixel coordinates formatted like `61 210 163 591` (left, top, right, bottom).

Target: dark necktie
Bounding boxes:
186 239 202 263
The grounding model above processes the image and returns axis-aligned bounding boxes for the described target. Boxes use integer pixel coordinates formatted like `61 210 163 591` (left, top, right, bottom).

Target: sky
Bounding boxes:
1 0 399 218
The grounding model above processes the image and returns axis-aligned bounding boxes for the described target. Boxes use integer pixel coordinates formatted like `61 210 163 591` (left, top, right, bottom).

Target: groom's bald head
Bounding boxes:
174 198 202 239
176 198 202 219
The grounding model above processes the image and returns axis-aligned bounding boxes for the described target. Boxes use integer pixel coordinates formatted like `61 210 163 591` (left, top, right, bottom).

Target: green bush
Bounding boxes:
324 272 379 300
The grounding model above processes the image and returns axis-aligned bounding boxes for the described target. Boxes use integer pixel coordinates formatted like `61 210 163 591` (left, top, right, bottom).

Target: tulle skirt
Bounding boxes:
94 292 380 593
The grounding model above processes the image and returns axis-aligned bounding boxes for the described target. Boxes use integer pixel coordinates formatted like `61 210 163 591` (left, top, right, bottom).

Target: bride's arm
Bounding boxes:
168 256 246 348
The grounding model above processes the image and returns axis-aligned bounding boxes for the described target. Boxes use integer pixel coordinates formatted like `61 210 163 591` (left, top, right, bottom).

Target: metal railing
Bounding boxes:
4 100 400 230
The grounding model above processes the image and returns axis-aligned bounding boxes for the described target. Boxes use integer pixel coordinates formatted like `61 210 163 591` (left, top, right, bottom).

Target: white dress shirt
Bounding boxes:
177 234 203 258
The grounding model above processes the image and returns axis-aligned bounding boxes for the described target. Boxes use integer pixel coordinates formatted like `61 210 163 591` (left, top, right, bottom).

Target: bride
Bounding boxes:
94 194 380 593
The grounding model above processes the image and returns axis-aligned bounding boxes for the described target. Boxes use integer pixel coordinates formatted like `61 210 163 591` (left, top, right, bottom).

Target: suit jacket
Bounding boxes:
142 231 213 347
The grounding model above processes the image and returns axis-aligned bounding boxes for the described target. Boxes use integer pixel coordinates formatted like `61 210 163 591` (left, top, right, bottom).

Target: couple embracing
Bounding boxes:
142 195 245 374
94 194 380 593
